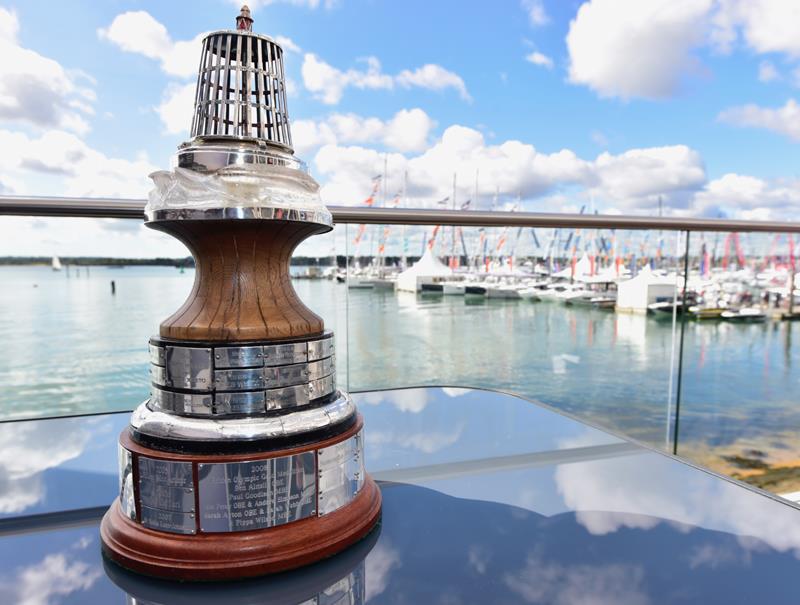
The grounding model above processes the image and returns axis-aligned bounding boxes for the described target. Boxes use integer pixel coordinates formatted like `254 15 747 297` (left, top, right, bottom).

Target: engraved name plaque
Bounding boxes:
263 342 307 367
215 345 263 368
140 506 196 535
118 446 137 520
165 346 213 390
318 431 364 516
198 452 316 533
137 457 195 533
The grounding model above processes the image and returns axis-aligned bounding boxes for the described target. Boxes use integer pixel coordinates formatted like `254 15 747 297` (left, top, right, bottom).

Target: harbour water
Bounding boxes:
1 265 799 493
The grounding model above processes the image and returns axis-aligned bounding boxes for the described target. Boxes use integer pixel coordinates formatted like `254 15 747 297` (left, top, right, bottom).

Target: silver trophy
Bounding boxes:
101 6 381 580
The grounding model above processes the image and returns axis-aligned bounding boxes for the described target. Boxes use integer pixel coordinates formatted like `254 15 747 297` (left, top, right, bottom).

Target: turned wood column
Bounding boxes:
148 219 328 342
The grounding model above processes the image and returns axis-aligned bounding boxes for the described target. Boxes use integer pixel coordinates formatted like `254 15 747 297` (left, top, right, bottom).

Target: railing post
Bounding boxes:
672 230 691 455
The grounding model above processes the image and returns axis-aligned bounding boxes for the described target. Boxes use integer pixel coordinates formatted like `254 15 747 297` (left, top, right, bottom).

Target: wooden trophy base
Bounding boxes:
101 478 381 581
101 415 382 581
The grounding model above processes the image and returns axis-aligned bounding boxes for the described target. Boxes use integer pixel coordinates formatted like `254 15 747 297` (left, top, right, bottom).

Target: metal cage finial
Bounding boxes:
237 5 253 31
188 7 293 152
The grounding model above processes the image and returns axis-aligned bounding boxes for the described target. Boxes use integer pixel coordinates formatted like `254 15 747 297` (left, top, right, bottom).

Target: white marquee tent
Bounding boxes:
396 248 453 292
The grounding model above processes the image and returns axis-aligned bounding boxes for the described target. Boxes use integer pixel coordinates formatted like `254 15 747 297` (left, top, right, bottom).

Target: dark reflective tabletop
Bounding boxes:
1 387 799 604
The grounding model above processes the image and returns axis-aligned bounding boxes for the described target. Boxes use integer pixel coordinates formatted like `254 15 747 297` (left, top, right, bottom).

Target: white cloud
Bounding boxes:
156 83 196 135
396 64 471 101
2 550 101 605
359 389 430 413
555 433 800 556
692 172 800 219
758 60 779 83
0 5 17 39
0 419 91 513
0 8 95 134
294 108 435 155
302 54 392 105
275 35 302 53
98 11 170 60
302 54 469 105
522 0 549 26
365 543 400 601
712 0 800 58
526 51 554 70
313 125 705 213
718 98 800 141
504 554 649 605
567 0 714 100
0 129 157 197
567 0 800 100
591 145 706 208
368 423 464 454
98 11 204 78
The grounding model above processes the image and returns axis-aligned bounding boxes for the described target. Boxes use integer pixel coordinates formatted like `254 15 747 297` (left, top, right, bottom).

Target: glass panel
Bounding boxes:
0 217 347 420
342 223 683 450
3 388 800 604
674 230 800 497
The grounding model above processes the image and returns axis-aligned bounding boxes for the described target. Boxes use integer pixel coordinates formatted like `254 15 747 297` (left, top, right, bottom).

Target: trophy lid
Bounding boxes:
188 4 292 152
145 6 331 227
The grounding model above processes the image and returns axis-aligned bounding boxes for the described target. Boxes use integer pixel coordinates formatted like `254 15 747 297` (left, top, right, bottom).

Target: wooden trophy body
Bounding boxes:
152 219 325 342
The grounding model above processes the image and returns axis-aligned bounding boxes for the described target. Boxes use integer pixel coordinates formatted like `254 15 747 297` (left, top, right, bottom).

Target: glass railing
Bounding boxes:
2 196 799 498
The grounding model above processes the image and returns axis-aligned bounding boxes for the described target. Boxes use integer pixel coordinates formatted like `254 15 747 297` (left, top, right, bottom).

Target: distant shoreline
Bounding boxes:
0 255 421 268
0 256 196 267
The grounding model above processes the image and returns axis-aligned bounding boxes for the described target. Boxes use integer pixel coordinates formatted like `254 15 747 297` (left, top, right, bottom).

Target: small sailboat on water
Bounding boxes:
51 256 62 271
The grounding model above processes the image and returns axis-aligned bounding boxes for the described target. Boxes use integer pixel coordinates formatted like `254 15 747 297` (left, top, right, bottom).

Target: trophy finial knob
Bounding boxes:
236 5 253 31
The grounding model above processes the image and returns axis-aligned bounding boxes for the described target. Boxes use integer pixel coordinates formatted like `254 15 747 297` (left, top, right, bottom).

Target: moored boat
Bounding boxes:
647 300 692 318
442 281 466 295
721 307 767 323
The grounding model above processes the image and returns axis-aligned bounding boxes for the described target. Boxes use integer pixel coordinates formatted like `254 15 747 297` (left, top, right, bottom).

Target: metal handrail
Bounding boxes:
1 195 799 233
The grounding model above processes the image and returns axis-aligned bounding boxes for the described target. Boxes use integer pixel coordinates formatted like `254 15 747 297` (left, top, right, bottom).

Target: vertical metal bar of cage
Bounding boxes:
210 34 223 136
279 47 290 148
222 34 233 135
265 40 275 142
254 38 264 139
190 38 209 136
274 46 283 146
242 35 251 138
233 34 243 136
276 47 287 146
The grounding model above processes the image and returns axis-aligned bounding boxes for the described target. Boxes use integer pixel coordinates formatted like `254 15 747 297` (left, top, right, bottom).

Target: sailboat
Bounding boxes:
51 256 62 271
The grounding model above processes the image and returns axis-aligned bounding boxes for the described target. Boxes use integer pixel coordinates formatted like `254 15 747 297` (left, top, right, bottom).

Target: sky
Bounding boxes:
1 0 800 257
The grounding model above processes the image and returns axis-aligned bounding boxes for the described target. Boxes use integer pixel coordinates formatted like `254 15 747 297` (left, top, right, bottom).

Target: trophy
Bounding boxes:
101 5 381 580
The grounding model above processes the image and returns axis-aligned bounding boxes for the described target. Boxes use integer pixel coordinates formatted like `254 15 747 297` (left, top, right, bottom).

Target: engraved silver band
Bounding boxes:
145 206 333 229
120 429 365 535
149 373 336 417
132 391 355 442
148 334 335 416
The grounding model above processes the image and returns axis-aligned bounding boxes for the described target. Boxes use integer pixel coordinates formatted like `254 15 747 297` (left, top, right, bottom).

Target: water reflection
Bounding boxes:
44 482 800 604
0 415 123 518
555 433 800 555
0 535 102 605
1 387 800 602
0 419 91 514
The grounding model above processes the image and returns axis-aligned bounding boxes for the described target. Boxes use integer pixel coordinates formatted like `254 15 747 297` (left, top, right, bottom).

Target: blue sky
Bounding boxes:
1 0 800 256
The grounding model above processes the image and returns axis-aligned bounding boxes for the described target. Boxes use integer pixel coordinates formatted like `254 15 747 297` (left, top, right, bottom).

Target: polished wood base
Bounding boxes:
101 475 381 581
149 219 327 342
